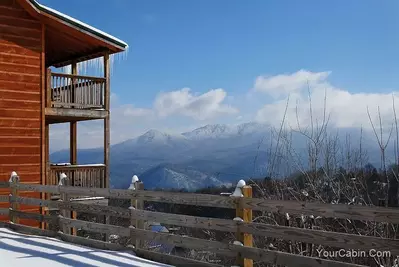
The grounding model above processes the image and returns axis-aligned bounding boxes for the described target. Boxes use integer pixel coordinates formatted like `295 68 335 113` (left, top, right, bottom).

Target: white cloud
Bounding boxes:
255 70 398 130
49 87 238 151
154 87 238 120
49 69 399 153
253 69 331 99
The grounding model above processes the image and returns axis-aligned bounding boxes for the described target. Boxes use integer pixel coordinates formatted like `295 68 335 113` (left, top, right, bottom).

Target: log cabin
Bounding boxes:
0 0 128 226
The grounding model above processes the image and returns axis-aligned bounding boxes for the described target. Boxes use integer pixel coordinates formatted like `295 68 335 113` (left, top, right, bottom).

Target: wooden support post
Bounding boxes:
235 185 253 267
40 24 46 231
9 172 19 224
103 53 110 241
103 53 110 189
46 68 52 107
70 62 77 236
129 175 140 248
59 174 70 235
44 123 50 230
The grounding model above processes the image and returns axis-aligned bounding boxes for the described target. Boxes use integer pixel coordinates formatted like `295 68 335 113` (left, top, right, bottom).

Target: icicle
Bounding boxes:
72 47 128 77
60 64 71 74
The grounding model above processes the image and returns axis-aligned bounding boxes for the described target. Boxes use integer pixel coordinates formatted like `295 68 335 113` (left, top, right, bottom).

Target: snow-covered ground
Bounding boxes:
0 227 172 267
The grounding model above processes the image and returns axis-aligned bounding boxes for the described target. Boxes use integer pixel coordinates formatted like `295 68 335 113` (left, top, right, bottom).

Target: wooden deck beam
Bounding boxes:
45 107 107 123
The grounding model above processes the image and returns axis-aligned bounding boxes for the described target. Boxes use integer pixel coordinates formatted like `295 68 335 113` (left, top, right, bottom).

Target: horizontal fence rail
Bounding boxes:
48 72 105 110
2 176 399 267
4 181 399 223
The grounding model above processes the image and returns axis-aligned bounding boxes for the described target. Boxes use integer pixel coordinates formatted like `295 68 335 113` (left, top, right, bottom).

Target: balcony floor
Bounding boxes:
45 107 107 124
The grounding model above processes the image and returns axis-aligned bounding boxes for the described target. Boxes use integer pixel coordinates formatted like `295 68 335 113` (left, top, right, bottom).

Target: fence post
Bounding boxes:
9 171 19 224
135 181 144 249
59 173 70 235
129 175 139 248
231 180 253 267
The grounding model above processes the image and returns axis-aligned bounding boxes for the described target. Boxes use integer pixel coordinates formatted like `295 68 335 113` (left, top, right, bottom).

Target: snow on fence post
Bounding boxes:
128 175 139 248
128 175 145 249
230 180 253 267
9 171 20 224
58 173 71 235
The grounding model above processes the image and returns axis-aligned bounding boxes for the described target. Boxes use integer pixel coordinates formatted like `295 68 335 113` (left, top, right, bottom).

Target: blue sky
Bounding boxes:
41 0 399 150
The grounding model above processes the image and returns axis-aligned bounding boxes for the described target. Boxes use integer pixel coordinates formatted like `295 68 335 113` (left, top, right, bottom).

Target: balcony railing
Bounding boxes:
47 70 106 110
48 164 106 188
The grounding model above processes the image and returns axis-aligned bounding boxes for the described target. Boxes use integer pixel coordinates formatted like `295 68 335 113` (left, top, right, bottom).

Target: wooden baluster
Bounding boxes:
77 78 81 107
57 76 59 104
86 80 89 107
82 79 85 108
81 79 84 108
94 82 98 107
87 168 90 187
69 77 72 106
62 77 64 104
89 79 91 107
81 78 84 107
101 82 105 108
58 76 61 105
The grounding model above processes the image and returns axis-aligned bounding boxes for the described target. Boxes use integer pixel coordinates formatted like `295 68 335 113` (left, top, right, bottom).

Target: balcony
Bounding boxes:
48 164 106 188
45 70 108 123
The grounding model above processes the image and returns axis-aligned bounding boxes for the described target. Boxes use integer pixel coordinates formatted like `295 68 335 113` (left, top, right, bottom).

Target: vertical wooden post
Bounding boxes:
129 175 139 247
40 24 46 231
235 184 253 267
59 173 70 235
71 62 77 108
103 53 111 241
9 172 19 224
103 53 110 189
44 123 50 229
135 181 144 249
70 62 78 236
46 68 52 107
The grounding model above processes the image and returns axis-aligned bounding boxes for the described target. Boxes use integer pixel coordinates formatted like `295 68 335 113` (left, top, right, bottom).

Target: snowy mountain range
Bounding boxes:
50 122 385 191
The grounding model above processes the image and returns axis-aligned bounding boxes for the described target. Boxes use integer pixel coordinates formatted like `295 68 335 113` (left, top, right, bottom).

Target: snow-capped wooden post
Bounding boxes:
231 180 253 267
9 171 19 224
58 173 70 235
129 175 139 248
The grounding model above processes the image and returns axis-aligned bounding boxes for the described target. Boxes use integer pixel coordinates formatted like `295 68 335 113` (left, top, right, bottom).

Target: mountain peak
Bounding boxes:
182 124 232 140
136 129 188 146
137 129 171 144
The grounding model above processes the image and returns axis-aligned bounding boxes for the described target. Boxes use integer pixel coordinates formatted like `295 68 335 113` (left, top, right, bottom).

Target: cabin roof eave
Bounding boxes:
16 0 128 67
27 0 128 50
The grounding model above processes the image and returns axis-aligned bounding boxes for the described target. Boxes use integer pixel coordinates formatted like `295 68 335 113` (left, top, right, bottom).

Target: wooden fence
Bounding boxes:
1 172 399 267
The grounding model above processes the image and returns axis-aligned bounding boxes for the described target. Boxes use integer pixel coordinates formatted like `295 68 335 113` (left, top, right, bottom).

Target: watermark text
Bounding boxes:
317 249 391 258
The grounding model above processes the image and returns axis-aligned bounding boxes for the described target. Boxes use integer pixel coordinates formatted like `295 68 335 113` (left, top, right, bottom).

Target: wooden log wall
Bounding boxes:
0 0 43 226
